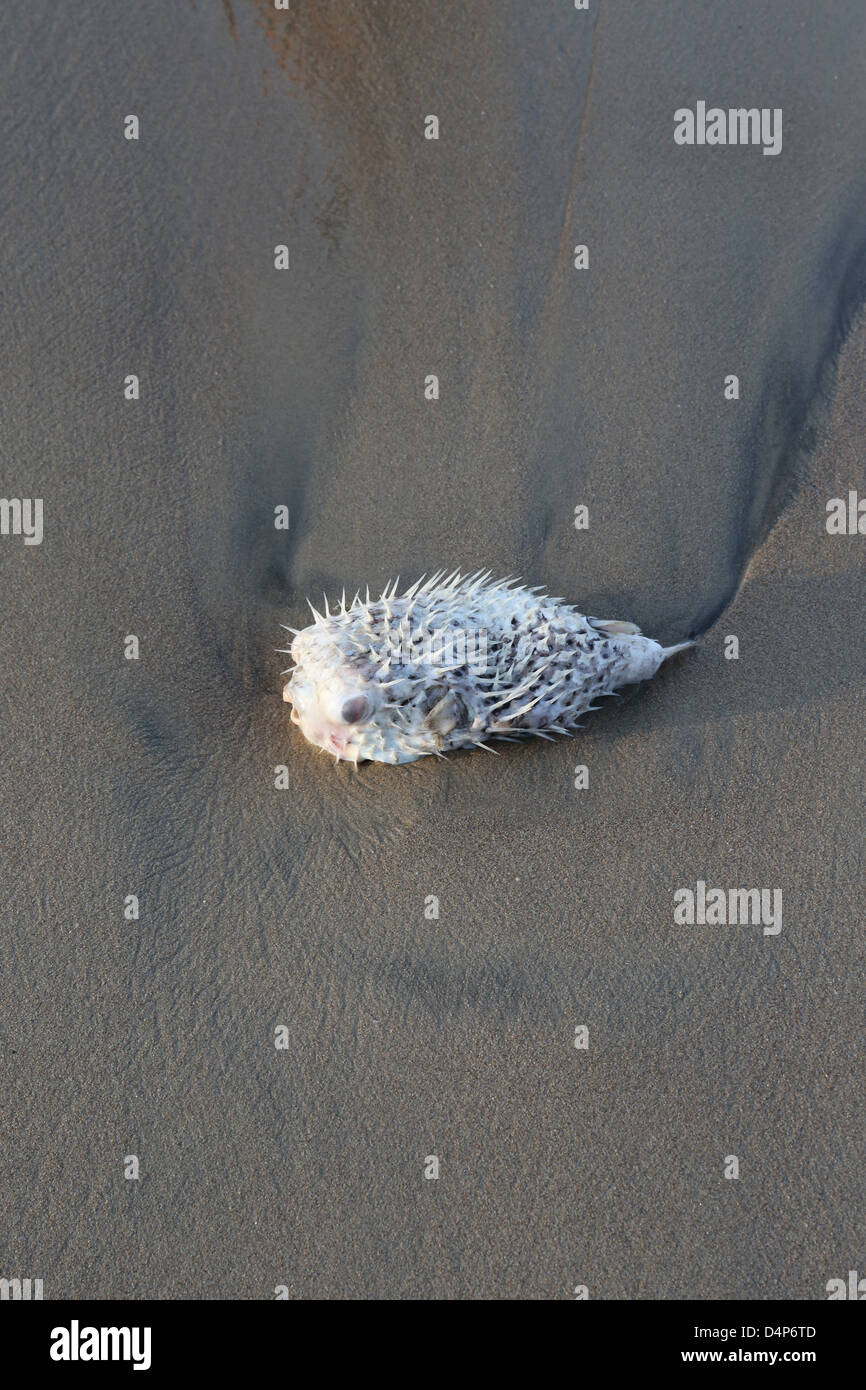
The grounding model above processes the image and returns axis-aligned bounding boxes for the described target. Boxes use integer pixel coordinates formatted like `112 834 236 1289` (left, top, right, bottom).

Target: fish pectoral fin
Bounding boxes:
591 618 642 637
424 691 467 736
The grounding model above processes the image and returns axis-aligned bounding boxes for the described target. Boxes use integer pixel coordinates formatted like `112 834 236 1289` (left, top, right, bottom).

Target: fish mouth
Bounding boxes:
291 720 356 761
307 726 358 762
324 730 364 765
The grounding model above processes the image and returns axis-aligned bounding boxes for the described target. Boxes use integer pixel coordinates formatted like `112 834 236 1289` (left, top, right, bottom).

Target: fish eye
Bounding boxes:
341 695 371 724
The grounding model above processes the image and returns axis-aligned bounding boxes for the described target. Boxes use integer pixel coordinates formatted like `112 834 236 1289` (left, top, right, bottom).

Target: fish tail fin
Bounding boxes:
661 639 696 660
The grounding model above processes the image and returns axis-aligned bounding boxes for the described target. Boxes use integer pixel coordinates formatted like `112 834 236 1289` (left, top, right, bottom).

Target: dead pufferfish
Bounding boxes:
279 570 694 765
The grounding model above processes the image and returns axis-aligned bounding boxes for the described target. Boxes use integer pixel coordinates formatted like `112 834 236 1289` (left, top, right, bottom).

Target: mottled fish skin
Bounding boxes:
279 570 693 764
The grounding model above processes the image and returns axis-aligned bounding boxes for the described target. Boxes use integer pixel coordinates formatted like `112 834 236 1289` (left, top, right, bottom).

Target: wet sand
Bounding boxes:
0 0 864 1297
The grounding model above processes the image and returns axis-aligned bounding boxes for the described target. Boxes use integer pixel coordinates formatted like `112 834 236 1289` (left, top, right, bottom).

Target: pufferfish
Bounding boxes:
279 570 694 765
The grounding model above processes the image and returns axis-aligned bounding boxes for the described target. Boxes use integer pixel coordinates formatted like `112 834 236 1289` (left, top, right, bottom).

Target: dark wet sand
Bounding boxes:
0 0 864 1297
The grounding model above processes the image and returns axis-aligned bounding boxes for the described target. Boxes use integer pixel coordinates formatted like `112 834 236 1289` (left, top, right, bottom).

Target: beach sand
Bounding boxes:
0 0 863 1297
